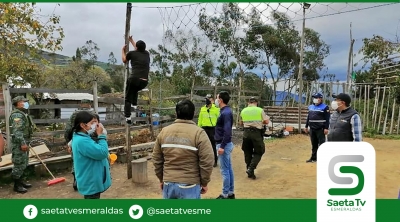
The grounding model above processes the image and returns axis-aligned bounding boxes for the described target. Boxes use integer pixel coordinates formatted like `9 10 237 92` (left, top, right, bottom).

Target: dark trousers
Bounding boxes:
84 192 101 199
241 129 265 170
309 128 326 161
202 127 218 163
124 76 148 117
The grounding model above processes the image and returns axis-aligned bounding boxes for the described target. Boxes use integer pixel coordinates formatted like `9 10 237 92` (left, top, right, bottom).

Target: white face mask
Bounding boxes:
214 98 220 108
87 123 96 135
313 98 319 104
331 101 338 110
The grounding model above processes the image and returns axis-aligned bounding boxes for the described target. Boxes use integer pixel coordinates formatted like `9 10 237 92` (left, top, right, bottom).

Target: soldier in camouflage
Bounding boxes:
9 96 36 193
64 99 94 191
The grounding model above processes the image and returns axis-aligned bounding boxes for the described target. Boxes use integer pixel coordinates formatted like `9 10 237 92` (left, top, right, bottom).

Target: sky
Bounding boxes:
36 2 400 91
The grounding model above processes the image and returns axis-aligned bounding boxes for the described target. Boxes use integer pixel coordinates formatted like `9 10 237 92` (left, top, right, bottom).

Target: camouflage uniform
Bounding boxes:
64 99 95 191
9 96 36 193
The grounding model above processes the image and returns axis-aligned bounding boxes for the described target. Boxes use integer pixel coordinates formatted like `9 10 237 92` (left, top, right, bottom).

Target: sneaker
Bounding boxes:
126 117 132 125
228 194 235 199
213 162 218 168
306 159 316 163
216 194 228 199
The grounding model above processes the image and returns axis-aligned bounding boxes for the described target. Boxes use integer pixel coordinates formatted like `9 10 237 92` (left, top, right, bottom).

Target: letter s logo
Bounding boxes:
328 155 365 196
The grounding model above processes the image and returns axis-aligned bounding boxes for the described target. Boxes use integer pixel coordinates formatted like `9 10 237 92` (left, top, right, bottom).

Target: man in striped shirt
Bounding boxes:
327 93 363 142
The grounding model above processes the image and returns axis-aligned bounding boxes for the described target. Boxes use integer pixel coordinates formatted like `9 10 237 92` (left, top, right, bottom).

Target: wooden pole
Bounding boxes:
377 87 386 133
347 22 355 94
366 85 370 128
390 98 396 134
125 3 133 179
92 81 99 114
2 83 12 154
382 88 390 135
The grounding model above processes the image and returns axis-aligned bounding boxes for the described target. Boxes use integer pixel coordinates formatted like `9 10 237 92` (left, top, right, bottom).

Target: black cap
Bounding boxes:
332 93 351 106
249 97 258 103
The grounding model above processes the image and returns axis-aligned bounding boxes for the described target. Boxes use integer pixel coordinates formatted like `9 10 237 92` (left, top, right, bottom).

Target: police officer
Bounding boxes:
304 93 330 163
197 94 219 167
9 96 36 193
328 93 363 142
239 97 269 179
64 99 94 191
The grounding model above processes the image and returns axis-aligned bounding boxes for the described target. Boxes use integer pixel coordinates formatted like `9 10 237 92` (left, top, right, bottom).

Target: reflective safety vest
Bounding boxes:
198 104 220 127
240 106 263 123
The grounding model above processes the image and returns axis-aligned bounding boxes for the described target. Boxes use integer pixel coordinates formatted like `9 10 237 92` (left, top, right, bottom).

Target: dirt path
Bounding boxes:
0 135 398 199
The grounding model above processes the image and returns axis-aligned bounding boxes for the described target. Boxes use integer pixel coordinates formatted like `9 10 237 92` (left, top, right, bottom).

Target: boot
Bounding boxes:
13 179 27 194
20 180 32 189
246 168 256 180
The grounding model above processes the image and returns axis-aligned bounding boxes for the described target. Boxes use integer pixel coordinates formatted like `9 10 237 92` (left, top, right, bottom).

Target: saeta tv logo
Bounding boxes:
317 142 375 222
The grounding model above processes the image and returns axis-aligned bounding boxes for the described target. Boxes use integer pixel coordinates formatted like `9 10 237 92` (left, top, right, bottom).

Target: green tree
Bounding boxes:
0 3 64 86
106 51 124 92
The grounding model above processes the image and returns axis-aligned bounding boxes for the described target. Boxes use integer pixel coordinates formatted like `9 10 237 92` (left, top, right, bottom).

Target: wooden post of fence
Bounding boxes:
124 2 133 180
366 85 370 129
377 87 386 133
2 83 12 154
92 81 99 114
390 98 396 134
148 89 154 140
382 88 390 135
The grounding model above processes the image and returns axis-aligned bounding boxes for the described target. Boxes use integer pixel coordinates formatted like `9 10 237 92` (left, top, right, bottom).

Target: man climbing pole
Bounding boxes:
64 99 94 191
122 36 150 124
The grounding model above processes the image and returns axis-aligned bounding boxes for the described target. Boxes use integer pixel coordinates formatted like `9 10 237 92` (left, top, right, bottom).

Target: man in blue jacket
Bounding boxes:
214 91 235 199
304 93 330 163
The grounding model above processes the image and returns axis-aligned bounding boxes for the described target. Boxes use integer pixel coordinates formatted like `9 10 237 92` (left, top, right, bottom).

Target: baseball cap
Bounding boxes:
12 96 28 104
332 93 351 105
249 97 258 103
312 93 323 98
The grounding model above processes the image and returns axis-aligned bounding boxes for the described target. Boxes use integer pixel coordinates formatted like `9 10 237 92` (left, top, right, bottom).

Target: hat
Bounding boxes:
80 99 91 104
12 96 28 104
205 94 213 99
312 93 323 98
332 93 351 105
249 97 258 103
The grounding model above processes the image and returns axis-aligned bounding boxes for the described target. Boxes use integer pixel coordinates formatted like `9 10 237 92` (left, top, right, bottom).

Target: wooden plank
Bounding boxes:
9 88 92 94
98 97 149 105
152 106 175 110
29 104 81 109
163 95 188 100
33 119 69 124
0 144 51 167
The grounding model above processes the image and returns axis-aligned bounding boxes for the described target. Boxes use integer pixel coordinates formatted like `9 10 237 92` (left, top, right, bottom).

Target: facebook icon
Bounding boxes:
23 205 38 219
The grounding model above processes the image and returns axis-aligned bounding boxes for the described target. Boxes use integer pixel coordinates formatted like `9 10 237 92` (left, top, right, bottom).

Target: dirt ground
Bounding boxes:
0 134 399 199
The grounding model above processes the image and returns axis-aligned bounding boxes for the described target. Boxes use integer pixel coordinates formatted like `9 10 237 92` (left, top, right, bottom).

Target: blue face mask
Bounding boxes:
23 102 29 110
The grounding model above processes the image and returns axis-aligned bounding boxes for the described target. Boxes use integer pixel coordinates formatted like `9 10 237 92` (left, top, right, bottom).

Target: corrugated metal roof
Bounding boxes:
42 93 100 101
56 93 96 101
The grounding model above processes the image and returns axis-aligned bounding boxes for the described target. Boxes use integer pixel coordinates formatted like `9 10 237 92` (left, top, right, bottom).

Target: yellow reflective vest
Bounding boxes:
197 104 220 127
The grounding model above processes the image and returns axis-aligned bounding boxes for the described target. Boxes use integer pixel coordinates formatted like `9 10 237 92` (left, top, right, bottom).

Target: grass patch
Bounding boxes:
364 133 400 140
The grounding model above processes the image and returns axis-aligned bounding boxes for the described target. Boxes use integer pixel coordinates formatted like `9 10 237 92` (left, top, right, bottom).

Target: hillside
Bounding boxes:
40 51 109 70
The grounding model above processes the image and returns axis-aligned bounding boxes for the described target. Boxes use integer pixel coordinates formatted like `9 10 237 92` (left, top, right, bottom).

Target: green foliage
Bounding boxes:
0 3 64 86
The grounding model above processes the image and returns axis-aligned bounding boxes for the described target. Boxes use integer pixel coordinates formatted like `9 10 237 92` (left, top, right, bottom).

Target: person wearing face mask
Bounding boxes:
9 96 37 193
67 111 111 199
64 99 95 191
328 93 363 142
197 94 220 167
304 93 330 163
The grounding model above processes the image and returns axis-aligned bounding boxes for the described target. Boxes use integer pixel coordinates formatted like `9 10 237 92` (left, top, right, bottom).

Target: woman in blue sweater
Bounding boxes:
67 111 111 199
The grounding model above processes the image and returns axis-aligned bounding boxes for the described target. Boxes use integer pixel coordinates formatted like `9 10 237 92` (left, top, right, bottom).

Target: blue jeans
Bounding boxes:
162 182 201 199
216 142 234 196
